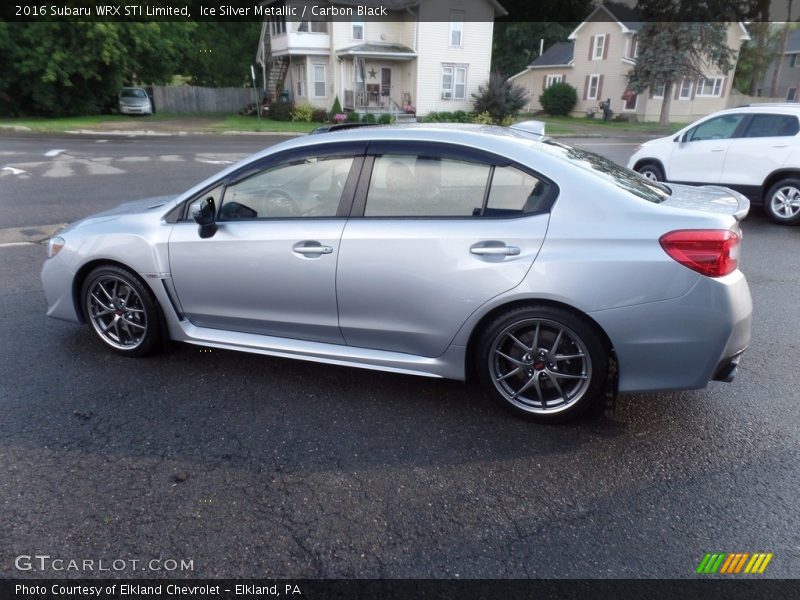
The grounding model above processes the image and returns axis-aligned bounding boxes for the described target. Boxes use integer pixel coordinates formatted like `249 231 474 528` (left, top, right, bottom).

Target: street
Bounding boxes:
1 132 798 578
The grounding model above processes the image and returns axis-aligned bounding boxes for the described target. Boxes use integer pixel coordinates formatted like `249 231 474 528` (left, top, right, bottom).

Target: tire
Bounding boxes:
764 178 800 225
80 265 162 357
476 306 608 423
636 163 664 182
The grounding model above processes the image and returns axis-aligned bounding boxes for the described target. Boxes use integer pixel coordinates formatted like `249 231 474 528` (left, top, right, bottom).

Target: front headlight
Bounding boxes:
47 236 65 258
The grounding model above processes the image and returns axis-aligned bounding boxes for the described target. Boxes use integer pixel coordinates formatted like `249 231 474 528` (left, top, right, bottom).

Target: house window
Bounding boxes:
450 11 464 46
269 17 286 36
623 91 638 111
545 74 563 88
296 20 326 33
352 21 364 40
592 34 606 60
679 78 693 99
312 64 326 98
626 36 639 60
788 87 797 101
295 64 306 97
791 54 799 68
652 83 665 99
587 74 601 100
696 76 724 97
442 65 467 100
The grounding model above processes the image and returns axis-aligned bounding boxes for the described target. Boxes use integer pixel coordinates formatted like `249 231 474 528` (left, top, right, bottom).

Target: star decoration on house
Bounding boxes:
368 69 377 79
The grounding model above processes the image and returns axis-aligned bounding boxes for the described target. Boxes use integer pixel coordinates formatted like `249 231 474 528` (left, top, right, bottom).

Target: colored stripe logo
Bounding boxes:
696 552 773 574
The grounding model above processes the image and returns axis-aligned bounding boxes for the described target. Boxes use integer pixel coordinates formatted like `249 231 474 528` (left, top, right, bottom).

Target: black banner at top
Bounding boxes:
1 0 799 23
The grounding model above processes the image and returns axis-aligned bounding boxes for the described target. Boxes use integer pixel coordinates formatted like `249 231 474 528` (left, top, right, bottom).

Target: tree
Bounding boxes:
180 22 263 87
733 22 780 95
628 22 736 126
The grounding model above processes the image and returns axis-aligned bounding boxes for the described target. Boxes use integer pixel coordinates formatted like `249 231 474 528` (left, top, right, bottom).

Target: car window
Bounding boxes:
220 156 354 219
540 140 669 204
364 155 491 217
742 114 800 138
687 114 745 141
486 165 553 216
120 88 146 98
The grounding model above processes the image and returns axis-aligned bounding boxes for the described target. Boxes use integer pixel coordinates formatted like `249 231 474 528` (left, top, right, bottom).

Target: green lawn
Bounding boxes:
519 114 684 137
0 113 320 134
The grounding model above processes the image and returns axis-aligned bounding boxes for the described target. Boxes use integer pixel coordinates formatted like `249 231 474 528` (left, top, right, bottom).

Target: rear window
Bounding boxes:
742 114 799 138
540 140 670 204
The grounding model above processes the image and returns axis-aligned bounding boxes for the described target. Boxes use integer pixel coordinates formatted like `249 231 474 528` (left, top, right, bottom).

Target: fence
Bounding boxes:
727 91 788 108
151 85 255 113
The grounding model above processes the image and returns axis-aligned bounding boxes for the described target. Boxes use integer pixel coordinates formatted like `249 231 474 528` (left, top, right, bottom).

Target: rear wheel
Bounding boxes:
81 265 162 357
764 178 800 225
636 163 664 182
476 306 608 423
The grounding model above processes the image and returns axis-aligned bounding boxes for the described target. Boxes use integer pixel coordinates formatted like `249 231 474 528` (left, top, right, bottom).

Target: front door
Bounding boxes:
169 152 362 344
381 67 392 106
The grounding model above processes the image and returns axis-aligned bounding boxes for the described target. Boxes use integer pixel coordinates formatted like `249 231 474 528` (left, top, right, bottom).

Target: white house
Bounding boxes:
256 0 506 118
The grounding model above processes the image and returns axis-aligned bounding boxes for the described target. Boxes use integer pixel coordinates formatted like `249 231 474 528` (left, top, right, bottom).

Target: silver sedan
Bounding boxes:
41 124 753 422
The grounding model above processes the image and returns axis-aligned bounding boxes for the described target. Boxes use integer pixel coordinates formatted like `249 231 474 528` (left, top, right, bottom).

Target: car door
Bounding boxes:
336 142 554 357
721 113 800 188
668 113 748 183
168 144 364 344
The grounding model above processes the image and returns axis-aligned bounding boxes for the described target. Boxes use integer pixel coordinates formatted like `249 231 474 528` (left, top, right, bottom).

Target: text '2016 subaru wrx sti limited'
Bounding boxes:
42 123 752 422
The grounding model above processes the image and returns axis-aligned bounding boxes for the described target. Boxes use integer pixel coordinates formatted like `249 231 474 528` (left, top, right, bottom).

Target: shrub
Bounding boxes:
311 108 328 122
378 113 394 124
421 111 473 123
539 82 578 116
471 111 495 125
347 110 360 123
291 103 314 122
268 101 294 121
361 112 377 124
330 96 342 117
472 73 528 124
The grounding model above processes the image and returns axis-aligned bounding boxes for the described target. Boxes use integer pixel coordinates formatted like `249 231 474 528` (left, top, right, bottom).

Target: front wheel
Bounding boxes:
764 179 800 225
636 163 664 182
81 265 162 357
476 306 608 423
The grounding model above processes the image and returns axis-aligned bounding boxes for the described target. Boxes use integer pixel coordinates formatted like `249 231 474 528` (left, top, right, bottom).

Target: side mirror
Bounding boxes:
192 197 218 239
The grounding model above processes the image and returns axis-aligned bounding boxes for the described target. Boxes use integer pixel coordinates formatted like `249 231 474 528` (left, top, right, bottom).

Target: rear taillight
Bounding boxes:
659 229 740 278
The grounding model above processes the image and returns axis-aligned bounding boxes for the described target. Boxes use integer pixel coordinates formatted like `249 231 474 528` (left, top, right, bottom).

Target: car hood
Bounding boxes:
60 195 177 234
660 183 750 221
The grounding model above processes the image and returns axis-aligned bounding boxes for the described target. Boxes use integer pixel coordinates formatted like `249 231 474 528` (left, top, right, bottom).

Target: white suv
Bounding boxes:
627 105 800 224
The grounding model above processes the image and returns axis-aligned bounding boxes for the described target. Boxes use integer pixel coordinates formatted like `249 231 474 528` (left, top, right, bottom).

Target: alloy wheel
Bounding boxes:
86 275 148 350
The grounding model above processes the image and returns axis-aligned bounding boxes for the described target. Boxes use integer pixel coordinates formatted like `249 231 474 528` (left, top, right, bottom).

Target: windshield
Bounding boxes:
120 88 147 98
540 139 670 203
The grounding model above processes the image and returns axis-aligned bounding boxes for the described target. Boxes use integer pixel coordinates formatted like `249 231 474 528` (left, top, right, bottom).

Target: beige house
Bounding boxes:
508 2 750 123
256 0 506 119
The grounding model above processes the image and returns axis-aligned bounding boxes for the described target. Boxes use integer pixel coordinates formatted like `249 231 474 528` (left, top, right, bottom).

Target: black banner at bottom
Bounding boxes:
3 579 799 600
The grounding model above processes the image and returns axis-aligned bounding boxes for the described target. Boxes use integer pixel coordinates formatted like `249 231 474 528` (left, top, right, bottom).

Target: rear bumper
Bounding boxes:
590 270 752 393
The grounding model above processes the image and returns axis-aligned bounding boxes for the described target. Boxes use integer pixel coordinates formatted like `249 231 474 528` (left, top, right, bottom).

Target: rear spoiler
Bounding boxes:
509 120 546 138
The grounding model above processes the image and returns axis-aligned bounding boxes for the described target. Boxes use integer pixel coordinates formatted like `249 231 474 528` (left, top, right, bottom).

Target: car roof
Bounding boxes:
715 104 800 116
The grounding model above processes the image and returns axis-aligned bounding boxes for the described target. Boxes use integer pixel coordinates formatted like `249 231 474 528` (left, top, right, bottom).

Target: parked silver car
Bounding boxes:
118 87 153 115
41 124 753 422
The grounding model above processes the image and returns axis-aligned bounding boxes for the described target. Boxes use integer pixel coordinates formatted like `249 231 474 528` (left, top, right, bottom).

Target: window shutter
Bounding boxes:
719 77 727 98
603 34 610 59
691 79 697 100
648 86 654 99
588 36 595 60
597 75 604 101
674 80 681 100
583 75 590 100
543 75 547 90
562 73 567 84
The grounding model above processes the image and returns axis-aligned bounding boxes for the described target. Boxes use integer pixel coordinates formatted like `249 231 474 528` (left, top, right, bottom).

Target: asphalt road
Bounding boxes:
1 132 798 579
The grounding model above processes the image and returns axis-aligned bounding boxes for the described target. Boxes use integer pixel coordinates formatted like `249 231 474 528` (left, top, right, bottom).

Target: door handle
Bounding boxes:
710 148 725 152
772 144 790 148
470 245 521 256
293 243 333 255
